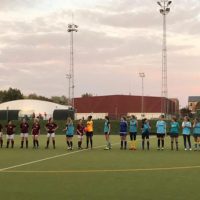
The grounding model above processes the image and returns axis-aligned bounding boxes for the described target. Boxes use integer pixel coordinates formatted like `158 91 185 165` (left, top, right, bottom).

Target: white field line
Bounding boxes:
0 142 119 172
0 136 155 172
2 165 200 174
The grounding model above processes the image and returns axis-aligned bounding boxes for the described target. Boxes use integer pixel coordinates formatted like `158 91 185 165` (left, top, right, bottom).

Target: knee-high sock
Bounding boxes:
147 141 150 150
158 139 160 148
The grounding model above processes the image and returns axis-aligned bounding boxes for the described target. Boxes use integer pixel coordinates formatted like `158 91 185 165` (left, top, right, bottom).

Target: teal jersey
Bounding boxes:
170 122 179 133
129 120 137 133
156 120 166 134
104 121 110 133
66 124 74 136
142 123 150 134
182 121 191 135
193 122 200 135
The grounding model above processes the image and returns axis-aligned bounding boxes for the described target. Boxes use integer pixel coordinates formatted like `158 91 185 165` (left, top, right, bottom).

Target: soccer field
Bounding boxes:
0 135 200 200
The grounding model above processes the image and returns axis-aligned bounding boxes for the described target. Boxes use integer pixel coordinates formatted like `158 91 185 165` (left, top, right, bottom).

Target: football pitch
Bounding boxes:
0 135 200 200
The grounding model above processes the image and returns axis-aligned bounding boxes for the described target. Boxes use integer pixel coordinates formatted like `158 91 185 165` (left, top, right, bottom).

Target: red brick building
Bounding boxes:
74 95 179 119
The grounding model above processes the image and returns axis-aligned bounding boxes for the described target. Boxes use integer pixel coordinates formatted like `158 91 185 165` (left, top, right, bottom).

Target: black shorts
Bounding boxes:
66 135 73 138
86 132 93 137
104 132 110 135
129 132 137 136
142 133 149 139
157 133 165 138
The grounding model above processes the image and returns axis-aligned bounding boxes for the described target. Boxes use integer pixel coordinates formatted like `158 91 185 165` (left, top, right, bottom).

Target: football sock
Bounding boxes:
124 141 127 149
176 142 178 150
121 141 123 148
90 139 93 148
147 141 150 150
26 140 28 148
46 140 49 148
142 140 144 150
6 140 9 148
70 141 73 148
67 141 70 147
157 139 160 148
86 139 89 148
36 140 39 147
162 140 164 148
0 139 3 148
33 140 36 147
78 141 81 148
11 140 14 148
171 141 173 150
21 141 24 148
53 140 55 148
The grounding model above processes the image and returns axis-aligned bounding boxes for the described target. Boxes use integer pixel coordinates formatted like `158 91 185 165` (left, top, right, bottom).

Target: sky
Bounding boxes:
0 0 200 108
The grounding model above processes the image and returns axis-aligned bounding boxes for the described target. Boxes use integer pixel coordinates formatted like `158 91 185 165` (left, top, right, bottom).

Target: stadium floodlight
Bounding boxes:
67 19 78 109
157 0 172 116
139 72 145 118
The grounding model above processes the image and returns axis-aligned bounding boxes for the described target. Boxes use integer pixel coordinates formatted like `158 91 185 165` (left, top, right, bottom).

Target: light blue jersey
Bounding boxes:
104 120 110 133
129 120 137 133
193 122 200 135
142 123 151 134
156 120 166 134
182 121 191 135
66 124 74 136
170 122 179 133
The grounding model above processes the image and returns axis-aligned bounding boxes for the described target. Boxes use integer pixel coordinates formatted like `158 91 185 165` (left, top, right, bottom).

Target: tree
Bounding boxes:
180 107 193 118
51 96 69 105
26 93 52 102
0 88 23 102
81 93 93 98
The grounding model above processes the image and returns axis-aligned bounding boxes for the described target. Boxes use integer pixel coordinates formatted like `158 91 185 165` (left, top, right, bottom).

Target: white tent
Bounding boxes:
0 99 70 119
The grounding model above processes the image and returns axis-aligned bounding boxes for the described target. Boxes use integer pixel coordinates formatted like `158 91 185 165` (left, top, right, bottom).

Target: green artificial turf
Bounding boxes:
0 135 200 200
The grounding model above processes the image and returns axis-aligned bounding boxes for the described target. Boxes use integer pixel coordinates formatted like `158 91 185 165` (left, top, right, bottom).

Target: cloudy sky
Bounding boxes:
0 0 199 107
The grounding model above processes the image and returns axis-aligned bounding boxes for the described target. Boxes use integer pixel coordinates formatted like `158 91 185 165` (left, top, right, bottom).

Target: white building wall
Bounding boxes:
76 113 108 120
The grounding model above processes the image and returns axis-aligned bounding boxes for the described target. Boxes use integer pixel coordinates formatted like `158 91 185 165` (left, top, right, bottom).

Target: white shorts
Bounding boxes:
77 135 83 140
0 132 2 137
47 133 55 138
20 133 29 138
6 134 14 140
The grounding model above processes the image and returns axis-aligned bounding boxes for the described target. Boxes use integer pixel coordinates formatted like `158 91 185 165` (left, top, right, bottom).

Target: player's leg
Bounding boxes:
194 136 197 151
175 136 178 150
6 135 10 148
52 133 55 149
45 133 50 149
157 135 161 150
35 135 39 148
142 134 145 150
161 135 165 150
66 136 70 149
146 135 150 150
124 135 127 150
129 132 134 150
0 133 3 148
133 133 137 150
20 134 24 148
25 134 28 148
183 135 187 150
187 135 192 150
11 135 14 148
86 133 89 149
32 135 36 148
70 136 73 150
170 136 174 150
89 134 93 149
120 135 123 149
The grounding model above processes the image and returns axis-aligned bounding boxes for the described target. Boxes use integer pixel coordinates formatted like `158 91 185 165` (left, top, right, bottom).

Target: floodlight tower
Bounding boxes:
157 0 172 116
139 72 145 118
67 20 78 109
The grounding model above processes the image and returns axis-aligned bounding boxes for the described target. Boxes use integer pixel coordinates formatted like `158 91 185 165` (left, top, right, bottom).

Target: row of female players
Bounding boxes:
0 115 200 151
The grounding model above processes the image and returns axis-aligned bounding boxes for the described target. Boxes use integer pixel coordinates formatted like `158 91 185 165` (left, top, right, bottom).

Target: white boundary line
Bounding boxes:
0 142 119 172
2 165 200 173
0 136 155 172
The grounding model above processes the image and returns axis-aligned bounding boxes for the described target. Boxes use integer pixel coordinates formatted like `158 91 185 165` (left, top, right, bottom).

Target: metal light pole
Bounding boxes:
157 0 172 116
139 72 145 118
67 18 78 109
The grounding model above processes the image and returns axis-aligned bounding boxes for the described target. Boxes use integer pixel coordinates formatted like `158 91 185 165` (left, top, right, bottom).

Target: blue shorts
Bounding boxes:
170 132 179 137
120 132 127 137
86 132 93 137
